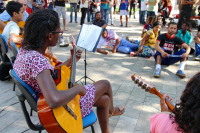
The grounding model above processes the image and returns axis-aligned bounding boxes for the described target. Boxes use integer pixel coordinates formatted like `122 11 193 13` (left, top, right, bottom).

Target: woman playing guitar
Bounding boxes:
150 73 200 133
13 9 125 133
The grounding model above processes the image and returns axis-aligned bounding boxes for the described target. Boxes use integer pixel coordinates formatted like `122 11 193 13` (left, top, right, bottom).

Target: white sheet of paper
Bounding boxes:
76 24 89 47
77 24 102 51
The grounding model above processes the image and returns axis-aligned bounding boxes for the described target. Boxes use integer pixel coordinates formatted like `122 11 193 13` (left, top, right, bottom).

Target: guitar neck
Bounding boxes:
69 45 77 88
154 89 175 111
131 74 175 111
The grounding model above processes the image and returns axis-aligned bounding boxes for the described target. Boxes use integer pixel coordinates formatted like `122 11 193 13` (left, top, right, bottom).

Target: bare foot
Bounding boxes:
109 106 125 118
104 50 109 54
64 29 68 31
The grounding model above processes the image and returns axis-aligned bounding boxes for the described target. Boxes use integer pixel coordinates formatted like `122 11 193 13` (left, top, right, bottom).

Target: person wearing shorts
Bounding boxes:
53 0 67 31
53 0 69 47
153 22 190 78
119 0 129 27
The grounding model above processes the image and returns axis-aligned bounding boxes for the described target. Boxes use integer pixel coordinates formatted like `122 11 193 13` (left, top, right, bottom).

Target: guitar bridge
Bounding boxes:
63 105 77 120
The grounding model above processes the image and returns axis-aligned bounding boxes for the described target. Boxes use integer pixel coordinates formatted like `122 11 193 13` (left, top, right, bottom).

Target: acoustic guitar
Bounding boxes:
38 36 83 133
131 74 175 111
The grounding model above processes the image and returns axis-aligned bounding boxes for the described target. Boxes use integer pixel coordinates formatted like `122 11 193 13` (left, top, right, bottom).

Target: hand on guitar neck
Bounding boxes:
160 93 174 112
70 48 82 62
131 74 175 111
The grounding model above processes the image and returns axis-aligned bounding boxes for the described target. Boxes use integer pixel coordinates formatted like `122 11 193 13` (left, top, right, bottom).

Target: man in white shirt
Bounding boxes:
0 0 28 31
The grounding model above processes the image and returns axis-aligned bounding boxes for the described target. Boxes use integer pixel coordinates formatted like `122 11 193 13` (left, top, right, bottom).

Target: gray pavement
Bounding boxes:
0 11 200 133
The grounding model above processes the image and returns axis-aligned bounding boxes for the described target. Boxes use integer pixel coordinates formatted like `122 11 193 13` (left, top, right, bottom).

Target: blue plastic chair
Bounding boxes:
83 110 97 132
10 69 97 133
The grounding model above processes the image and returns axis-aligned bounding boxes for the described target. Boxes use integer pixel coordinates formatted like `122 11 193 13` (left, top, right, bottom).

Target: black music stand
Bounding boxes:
76 49 95 85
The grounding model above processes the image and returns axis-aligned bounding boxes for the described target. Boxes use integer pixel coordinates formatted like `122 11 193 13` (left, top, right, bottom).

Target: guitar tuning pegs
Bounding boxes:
141 85 145 89
147 87 151 90
135 79 139 84
138 81 143 86
132 76 136 81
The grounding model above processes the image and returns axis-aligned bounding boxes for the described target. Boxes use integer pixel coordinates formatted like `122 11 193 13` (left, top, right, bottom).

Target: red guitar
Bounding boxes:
131 74 175 111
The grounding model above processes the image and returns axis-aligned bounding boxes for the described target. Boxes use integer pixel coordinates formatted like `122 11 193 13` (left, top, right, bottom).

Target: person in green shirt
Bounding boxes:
146 0 158 17
176 22 194 54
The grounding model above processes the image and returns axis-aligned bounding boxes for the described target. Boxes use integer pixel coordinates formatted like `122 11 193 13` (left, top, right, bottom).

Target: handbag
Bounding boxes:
90 2 98 13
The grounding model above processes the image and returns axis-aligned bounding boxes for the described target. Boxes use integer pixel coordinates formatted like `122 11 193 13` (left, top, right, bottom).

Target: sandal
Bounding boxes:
109 106 125 118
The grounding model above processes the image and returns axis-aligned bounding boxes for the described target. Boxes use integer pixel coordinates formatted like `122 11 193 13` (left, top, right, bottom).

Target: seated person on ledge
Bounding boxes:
93 11 107 28
130 22 162 57
151 72 200 133
97 28 139 54
0 0 28 32
153 22 190 78
13 9 125 133
2 1 24 45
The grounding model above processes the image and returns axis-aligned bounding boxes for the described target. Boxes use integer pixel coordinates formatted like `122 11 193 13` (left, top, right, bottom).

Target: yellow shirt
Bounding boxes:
141 29 158 48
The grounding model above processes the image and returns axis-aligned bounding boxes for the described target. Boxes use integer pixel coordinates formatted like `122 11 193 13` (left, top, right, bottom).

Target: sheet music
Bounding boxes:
77 24 103 52
77 24 89 47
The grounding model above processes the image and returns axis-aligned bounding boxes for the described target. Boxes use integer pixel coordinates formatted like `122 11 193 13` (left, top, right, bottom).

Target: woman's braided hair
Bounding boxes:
21 9 59 50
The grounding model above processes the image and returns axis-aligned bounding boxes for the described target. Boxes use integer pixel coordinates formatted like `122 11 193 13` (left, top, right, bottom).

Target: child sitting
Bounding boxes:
141 16 153 37
2 1 24 44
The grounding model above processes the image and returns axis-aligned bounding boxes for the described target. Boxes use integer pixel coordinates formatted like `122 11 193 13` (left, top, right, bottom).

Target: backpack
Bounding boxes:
0 54 11 81
0 4 5 14
90 0 98 13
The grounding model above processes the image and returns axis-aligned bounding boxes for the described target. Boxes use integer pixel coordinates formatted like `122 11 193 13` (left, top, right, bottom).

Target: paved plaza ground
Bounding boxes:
0 11 200 133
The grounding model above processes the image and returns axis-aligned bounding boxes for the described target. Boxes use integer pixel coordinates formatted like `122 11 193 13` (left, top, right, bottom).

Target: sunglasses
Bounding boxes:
46 30 63 38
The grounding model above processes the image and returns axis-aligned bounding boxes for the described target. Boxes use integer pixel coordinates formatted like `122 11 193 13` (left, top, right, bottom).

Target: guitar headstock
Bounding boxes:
131 74 157 95
70 35 76 47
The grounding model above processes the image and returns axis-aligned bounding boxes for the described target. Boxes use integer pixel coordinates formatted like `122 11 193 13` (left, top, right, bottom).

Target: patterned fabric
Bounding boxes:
13 48 54 97
97 29 119 50
80 84 96 118
138 45 155 57
13 48 96 118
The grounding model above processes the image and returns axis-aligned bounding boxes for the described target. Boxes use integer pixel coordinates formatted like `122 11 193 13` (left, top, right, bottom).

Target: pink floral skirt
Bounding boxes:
79 84 96 118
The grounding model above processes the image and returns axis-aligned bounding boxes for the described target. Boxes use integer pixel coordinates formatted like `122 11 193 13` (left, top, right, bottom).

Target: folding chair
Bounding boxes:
10 69 97 133
0 34 11 65
9 70 44 133
9 42 19 61
0 34 13 83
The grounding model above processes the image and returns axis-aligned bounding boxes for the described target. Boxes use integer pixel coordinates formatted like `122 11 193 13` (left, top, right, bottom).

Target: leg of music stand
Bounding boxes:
76 49 95 85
